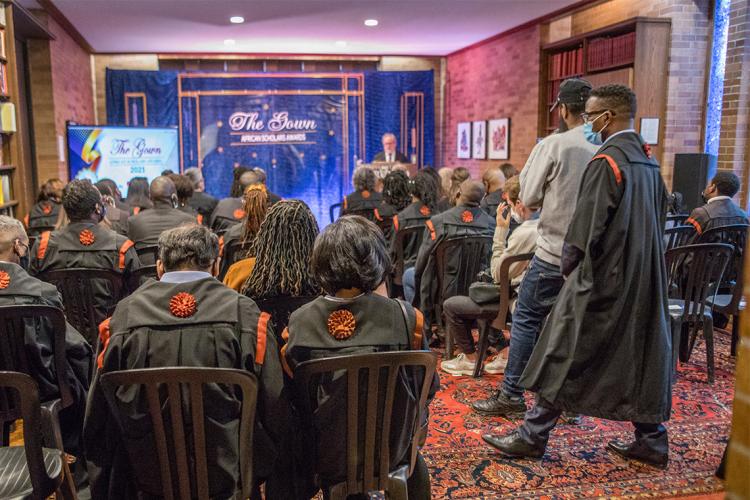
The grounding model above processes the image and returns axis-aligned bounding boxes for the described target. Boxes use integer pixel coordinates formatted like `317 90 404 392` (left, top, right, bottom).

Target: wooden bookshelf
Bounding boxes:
540 17 671 165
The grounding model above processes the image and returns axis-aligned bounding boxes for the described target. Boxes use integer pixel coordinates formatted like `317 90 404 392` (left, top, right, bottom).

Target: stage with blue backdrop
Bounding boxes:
106 69 434 225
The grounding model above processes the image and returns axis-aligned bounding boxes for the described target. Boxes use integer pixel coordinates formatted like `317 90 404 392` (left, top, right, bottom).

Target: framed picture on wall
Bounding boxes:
472 121 487 159
457 122 471 159
488 118 510 160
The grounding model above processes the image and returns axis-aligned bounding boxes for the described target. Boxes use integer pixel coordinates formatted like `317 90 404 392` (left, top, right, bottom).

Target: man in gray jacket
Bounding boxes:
472 78 598 417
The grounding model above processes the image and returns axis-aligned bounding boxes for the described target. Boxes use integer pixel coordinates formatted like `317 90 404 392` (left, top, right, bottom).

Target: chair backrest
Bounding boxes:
219 239 247 280
100 367 258 500
665 243 733 334
664 225 694 251
699 224 749 311
0 305 73 423
434 235 493 307
136 245 159 266
666 213 689 226
492 253 535 330
253 295 318 339
0 371 61 497
329 202 342 223
391 226 425 286
294 351 437 496
38 268 126 346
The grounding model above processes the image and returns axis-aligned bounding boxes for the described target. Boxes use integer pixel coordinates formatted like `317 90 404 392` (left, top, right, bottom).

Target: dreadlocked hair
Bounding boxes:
411 170 439 211
382 170 411 211
240 183 269 253
241 199 321 300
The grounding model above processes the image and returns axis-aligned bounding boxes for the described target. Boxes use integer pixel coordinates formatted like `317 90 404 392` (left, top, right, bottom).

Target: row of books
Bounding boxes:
547 47 584 81
0 64 8 95
588 31 636 71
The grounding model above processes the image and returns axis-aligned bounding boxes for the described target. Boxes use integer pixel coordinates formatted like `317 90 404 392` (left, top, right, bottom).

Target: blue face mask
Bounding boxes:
583 122 603 146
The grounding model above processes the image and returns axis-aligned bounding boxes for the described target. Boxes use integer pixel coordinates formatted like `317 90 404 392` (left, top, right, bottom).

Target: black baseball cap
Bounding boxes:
550 78 593 112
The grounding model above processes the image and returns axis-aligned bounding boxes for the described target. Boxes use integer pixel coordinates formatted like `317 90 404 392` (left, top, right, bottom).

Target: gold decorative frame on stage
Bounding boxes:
124 92 148 126
400 92 425 167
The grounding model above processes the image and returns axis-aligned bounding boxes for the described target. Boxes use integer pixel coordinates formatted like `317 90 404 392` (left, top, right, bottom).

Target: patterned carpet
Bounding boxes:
421 329 734 499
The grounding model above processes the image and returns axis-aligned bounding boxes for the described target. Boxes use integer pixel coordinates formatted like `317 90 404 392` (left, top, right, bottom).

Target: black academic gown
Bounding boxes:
127 205 198 262
413 205 496 326
391 201 433 269
0 262 92 458
520 131 672 424
686 197 749 241
480 189 503 220
25 200 63 236
84 277 297 500
284 293 436 490
188 190 219 224
30 222 141 344
341 189 383 217
211 197 245 232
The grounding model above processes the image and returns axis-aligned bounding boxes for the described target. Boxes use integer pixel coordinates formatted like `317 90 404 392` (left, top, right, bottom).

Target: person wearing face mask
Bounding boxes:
0 215 93 491
127 175 197 264
471 78 597 418
30 179 142 336
685 171 748 240
484 84 674 470
441 175 539 376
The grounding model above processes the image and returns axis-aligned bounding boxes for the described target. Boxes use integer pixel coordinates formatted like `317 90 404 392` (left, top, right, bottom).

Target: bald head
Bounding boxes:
240 171 261 189
482 168 505 193
0 215 27 263
458 180 485 207
149 176 177 206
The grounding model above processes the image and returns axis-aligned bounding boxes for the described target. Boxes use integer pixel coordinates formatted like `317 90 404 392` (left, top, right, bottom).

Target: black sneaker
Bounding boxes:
471 391 526 417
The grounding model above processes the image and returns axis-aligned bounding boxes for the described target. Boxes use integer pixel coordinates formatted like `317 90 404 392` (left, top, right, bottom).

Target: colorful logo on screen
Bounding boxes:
69 128 103 178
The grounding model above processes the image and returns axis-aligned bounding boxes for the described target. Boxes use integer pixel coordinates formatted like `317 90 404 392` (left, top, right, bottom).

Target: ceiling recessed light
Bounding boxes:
224 39 236 46
364 19 379 27
229 16 245 24
335 40 347 46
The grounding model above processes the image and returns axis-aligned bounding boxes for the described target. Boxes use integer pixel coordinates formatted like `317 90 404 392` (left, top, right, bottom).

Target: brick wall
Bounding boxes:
442 26 541 178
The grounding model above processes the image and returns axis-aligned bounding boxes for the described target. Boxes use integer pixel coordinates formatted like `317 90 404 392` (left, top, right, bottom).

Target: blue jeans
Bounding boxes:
403 266 416 303
501 256 565 399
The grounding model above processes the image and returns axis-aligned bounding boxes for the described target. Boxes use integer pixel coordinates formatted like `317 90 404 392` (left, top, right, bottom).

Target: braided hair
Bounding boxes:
241 199 320 300
410 170 440 212
382 170 411 211
240 184 269 252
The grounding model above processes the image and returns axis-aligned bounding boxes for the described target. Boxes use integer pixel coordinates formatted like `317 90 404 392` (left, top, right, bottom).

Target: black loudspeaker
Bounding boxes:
672 153 717 212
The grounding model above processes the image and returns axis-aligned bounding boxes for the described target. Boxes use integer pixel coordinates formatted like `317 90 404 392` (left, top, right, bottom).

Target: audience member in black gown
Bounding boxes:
84 224 297 499
94 179 129 212
341 166 383 217
376 170 411 239
0 215 92 487
220 183 269 286
685 171 748 240
241 199 320 336
421 167 450 212
95 179 130 235
25 178 65 236
480 166 505 219
184 167 218 224
282 215 435 500
167 173 203 222
447 167 471 206
252 167 282 204
210 169 261 232
124 176 153 214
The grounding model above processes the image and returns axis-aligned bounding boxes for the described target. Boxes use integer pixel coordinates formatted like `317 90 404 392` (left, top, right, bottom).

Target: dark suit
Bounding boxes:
373 151 410 163
188 191 218 224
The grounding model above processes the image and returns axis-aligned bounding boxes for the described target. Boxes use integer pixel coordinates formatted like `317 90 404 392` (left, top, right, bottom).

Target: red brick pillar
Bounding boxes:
717 0 750 208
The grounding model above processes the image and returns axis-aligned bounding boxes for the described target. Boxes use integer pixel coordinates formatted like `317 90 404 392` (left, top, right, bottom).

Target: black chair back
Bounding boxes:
135 245 159 282
39 268 125 346
665 243 733 382
391 226 425 287
698 224 749 286
0 371 66 498
0 305 73 426
100 367 258 500
219 239 248 281
330 203 342 223
254 295 318 341
664 225 694 251
666 213 690 227
294 351 437 499
472 252 535 377
347 208 393 236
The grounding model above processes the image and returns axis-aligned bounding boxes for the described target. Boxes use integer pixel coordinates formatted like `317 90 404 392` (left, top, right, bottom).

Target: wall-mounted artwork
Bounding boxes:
457 122 471 159
488 118 510 160
472 121 487 159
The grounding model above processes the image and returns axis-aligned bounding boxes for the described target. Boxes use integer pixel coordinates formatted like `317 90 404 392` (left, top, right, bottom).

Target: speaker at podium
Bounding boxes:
672 153 717 212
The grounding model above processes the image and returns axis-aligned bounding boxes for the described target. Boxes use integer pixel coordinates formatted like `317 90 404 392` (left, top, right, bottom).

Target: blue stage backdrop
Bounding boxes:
106 69 434 225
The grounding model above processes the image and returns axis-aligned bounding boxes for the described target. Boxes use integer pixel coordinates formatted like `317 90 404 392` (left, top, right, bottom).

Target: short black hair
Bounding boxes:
95 178 119 198
382 170 411 211
311 215 390 295
499 163 517 180
63 179 101 222
712 171 741 197
589 84 637 119
167 173 194 203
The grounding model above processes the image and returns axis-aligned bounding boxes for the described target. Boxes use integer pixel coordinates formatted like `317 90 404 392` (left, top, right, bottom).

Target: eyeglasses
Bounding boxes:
581 110 610 123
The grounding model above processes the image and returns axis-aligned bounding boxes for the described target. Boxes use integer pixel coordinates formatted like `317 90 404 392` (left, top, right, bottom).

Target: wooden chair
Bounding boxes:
434 235 493 357
472 252 534 378
700 224 749 355
294 351 437 500
329 202 342 223
100 367 259 500
665 243 733 383
38 268 125 346
0 371 75 499
135 245 159 282
664 225 694 251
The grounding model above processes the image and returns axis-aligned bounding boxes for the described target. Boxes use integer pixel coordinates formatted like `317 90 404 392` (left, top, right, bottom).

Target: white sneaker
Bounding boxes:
441 353 477 376
484 353 508 374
